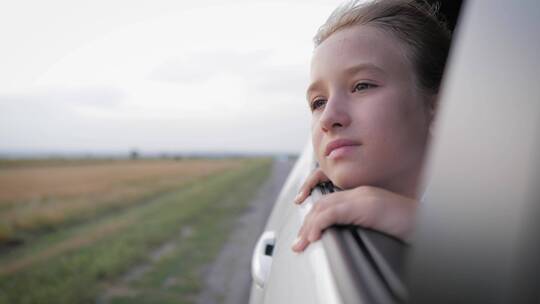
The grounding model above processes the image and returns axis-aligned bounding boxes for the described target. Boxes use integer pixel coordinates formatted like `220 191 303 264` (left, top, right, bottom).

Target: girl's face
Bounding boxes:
308 25 433 195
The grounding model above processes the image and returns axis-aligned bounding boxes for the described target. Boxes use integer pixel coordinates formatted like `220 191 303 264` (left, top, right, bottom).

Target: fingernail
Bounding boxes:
294 193 302 204
292 237 303 251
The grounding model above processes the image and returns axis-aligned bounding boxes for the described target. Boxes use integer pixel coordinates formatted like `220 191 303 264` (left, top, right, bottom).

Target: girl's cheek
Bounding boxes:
311 124 322 150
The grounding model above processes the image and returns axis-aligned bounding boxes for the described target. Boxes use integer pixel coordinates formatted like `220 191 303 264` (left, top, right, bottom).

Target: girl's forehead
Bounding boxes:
310 25 411 77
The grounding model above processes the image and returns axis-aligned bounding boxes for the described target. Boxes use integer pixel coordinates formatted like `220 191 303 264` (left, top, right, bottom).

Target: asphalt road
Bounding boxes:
196 159 295 304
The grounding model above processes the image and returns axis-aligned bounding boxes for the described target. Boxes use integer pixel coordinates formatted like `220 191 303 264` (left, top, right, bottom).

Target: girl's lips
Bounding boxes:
327 145 359 159
325 139 361 156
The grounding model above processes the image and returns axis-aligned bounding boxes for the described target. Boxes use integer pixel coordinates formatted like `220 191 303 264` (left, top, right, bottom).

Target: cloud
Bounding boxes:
0 86 126 109
253 65 309 97
148 50 309 102
147 49 273 84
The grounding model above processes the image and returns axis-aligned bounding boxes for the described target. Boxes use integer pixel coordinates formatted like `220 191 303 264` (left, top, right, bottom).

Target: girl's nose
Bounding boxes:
319 95 351 132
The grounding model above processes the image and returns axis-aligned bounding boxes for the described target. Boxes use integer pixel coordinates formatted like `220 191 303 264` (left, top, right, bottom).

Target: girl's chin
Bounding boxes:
328 171 370 190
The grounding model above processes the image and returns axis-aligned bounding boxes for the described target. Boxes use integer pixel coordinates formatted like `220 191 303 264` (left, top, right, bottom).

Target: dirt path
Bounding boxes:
196 158 295 304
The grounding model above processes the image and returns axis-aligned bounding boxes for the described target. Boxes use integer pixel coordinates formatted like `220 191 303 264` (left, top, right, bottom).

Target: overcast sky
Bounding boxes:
0 0 341 156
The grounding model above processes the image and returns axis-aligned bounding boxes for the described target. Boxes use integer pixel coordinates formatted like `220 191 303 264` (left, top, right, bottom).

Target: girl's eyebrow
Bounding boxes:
343 62 386 77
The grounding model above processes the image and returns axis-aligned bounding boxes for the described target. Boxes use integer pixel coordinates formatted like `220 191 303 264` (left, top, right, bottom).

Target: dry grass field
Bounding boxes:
0 159 241 240
0 157 272 304
0 159 238 202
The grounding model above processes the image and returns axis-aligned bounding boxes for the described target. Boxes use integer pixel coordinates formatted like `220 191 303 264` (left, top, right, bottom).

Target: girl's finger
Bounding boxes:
294 169 329 204
293 196 335 251
307 204 348 242
291 236 309 252
293 199 324 252
292 221 310 252
294 169 325 203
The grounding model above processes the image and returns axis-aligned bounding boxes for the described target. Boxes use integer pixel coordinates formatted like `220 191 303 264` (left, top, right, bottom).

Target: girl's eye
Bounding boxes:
310 98 327 111
353 82 377 92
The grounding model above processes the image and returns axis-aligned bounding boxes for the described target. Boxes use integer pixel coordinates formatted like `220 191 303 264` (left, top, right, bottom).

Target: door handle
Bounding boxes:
251 230 276 288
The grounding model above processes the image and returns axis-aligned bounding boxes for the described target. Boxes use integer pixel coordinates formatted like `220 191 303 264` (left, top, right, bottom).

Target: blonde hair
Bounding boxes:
314 0 451 95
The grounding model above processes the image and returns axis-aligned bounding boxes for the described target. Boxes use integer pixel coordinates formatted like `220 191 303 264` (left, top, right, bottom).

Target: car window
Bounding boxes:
319 183 407 304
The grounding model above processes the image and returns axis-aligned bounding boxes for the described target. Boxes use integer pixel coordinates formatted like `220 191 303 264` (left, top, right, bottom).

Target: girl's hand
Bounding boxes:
292 170 418 252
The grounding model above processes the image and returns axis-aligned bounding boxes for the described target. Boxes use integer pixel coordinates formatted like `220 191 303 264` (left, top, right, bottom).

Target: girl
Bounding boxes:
292 0 451 252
